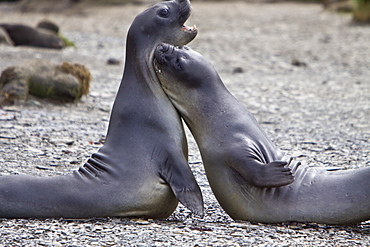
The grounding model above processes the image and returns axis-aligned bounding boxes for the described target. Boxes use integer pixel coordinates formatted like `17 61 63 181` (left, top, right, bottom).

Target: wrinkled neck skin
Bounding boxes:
165 73 283 161
101 26 187 164
166 74 236 136
123 31 166 97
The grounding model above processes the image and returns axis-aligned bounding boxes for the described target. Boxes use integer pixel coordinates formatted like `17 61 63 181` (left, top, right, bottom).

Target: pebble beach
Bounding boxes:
0 1 369 246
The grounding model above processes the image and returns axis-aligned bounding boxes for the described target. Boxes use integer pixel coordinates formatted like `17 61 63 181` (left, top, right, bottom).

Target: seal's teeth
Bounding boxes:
182 24 197 32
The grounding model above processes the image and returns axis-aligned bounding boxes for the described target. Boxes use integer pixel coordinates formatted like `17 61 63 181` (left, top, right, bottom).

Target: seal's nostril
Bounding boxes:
158 43 170 52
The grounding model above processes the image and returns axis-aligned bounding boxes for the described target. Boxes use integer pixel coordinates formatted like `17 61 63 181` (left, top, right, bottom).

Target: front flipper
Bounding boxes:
159 156 204 216
231 158 294 188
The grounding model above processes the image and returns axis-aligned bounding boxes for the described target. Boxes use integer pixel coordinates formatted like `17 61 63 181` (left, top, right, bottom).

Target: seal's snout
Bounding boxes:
158 43 171 53
178 0 191 25
177 0 197 34
155 43 172 66
157 43 175 55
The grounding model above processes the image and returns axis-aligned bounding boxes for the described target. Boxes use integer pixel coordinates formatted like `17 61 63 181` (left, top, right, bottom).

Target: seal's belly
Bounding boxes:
210 159 370 224
114 180 178 218
206 159 304 221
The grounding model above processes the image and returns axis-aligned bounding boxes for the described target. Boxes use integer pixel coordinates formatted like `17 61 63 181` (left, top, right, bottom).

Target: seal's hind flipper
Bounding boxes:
159 156 204 217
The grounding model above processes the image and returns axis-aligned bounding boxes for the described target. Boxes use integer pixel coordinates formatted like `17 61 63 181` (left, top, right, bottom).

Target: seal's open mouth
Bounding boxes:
182 24 197 33
178 0 197 34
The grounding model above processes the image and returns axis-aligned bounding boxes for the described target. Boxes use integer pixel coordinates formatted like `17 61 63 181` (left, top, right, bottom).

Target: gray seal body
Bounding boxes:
0 24 64 49
154 44 370 225
0 0 203 219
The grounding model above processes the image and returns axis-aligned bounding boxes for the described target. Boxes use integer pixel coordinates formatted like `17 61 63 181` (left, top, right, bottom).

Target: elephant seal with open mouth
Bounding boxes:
0 0 202 219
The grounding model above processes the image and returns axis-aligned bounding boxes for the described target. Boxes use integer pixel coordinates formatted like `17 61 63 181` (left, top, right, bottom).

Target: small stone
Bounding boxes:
106 58 121 65
232 67 244 73
291 59 307 67
0 133 17 139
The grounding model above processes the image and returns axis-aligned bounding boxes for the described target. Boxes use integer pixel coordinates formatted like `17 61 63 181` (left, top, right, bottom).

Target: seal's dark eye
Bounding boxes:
158 8 170 18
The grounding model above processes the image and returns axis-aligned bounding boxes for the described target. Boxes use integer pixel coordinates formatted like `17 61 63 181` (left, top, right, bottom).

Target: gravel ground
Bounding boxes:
0 1 369 246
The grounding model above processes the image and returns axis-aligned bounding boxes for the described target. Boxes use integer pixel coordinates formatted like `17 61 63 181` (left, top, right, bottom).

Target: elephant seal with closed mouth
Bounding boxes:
0 0 202 219
0 24 64 49
154 44 370 225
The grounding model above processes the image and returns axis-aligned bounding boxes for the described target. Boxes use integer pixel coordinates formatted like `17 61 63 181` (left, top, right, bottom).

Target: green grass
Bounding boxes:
353 0 370 23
